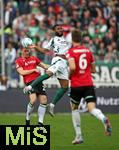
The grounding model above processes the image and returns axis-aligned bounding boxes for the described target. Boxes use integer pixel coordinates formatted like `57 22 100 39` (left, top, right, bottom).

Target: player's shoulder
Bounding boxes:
70 46 77 51
78 45 92 54
82 45 91 52
15 57 25 67
66 47 74 58
30 56 41 62
69 45 91 53
68 46 80 53
30 56 36 59
15 57 23 62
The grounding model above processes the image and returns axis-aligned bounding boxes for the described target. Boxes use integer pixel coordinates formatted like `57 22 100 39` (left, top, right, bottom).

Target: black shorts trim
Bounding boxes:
69 86 96 104
70 97 80 104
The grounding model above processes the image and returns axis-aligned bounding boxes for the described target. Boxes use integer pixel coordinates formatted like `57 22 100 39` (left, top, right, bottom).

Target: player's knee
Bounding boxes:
29 101 35 107
90 108 102 115
87 102 96 113
39 96 47 104
71 103 79 110
30 99 36 105
39 103 47 109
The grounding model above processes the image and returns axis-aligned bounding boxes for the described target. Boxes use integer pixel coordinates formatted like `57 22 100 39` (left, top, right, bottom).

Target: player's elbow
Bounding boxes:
68 59 76 73
91 64 96 73
70 67 76 72
69 63 76 71
17 71 26 76
19 72 25 76
91 69 96 74
69 66 76 74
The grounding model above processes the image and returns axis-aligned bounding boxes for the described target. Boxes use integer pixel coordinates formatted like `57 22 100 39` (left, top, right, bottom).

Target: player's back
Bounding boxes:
69 45 94 87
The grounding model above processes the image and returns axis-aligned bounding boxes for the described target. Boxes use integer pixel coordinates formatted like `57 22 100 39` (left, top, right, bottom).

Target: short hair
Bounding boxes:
52 24 61 30
72 30 82 43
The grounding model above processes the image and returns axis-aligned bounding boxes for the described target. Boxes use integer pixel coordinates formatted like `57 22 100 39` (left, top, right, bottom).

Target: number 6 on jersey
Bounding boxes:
79 53 87 70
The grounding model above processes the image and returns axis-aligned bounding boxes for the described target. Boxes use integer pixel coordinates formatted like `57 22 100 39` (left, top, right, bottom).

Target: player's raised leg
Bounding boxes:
88 102 112 136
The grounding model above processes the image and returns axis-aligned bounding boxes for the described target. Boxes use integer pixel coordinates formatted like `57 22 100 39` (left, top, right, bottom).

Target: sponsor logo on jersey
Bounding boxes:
24 60 36 66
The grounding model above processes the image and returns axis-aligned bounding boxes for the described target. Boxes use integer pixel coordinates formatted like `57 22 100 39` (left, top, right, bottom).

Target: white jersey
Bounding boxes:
43 36 71 55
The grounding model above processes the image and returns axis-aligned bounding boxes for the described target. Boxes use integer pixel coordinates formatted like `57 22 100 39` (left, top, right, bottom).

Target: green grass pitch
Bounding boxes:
0 113 119 150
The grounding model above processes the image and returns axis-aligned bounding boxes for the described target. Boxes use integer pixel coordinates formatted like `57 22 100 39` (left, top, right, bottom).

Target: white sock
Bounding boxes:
26 102 34 120
50 103 55 107
72 109 82 138
90 108 106 124
38 104 47 124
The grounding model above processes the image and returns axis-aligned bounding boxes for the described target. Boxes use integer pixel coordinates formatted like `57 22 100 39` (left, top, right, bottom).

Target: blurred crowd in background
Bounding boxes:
0 0 119 90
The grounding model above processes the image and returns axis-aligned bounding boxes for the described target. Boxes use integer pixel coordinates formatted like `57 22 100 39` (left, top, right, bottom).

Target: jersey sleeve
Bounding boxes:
42 38 54 50
15 58 23 69
66 49 74 60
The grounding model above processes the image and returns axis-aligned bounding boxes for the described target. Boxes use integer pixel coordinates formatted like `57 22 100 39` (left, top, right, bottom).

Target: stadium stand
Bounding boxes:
0 0 119 89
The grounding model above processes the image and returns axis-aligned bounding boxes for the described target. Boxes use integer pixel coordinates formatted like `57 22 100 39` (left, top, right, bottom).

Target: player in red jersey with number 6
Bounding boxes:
66 30 112 144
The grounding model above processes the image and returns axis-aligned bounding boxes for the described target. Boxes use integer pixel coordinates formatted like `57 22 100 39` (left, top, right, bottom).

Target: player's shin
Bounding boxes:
26 102 34 121
38 104 47 124
52 87 68 105
72 109 82 138
90 108 106 122
90 108 112 135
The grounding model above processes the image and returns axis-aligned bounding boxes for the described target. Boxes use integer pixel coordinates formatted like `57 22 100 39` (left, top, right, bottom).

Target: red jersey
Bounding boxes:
67 45 95 87
15 56 41 84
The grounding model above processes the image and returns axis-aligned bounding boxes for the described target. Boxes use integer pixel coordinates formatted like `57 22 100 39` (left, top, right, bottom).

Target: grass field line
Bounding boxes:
0 112 118 116
0 112 73 116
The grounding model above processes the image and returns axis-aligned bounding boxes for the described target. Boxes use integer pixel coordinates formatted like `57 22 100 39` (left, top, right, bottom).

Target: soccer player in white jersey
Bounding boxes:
24 24 71 116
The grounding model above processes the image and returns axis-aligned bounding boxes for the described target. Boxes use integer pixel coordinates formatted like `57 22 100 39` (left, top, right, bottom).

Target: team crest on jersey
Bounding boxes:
25 62 28 66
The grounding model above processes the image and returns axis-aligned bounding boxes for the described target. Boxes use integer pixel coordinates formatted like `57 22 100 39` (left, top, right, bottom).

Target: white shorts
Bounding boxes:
47 56 68 80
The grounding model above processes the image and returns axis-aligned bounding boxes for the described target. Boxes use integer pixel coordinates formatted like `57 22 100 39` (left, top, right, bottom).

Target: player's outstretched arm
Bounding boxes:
28 45 49 54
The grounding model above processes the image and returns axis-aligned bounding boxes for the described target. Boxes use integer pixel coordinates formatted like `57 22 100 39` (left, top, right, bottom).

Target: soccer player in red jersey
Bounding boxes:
66 30 112 144
15 48 49 126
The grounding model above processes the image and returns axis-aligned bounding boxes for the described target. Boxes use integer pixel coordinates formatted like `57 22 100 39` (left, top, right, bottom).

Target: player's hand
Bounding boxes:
44 64 50 69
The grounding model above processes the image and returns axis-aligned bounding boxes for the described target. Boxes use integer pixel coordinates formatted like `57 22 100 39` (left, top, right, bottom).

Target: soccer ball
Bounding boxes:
21 37 33 48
